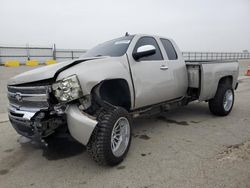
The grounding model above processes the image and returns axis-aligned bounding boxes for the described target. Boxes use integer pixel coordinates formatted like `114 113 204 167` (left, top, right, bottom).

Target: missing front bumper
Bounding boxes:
8 106 65 142
8 104 97 146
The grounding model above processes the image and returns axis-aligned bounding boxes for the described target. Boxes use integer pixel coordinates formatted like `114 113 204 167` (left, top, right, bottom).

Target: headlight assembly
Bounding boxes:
52 75 83 102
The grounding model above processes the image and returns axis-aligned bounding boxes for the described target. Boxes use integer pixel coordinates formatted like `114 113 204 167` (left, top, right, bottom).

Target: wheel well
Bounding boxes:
93 79 131 111
218 76 233 86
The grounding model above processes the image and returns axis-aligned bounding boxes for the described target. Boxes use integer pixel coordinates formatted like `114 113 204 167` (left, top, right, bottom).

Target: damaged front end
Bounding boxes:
8 84 66 145
7 75 98 146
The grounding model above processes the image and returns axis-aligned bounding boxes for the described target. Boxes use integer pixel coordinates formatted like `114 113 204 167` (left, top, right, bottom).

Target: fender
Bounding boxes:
56 55 135 109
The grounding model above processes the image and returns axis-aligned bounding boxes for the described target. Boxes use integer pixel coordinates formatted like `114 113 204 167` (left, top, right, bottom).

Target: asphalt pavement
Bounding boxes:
0 61 250 188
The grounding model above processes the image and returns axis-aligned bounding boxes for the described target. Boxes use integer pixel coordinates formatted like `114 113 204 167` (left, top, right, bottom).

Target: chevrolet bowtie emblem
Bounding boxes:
15 92 22 102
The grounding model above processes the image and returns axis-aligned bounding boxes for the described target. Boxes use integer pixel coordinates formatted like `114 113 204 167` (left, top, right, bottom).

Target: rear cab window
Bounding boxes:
160 38 178 60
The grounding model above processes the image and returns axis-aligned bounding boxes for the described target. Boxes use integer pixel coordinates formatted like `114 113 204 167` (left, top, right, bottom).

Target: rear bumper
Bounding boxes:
66 104 97 146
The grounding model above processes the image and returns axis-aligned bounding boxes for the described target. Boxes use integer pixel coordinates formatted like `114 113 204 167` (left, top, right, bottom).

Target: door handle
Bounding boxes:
160 65 168 70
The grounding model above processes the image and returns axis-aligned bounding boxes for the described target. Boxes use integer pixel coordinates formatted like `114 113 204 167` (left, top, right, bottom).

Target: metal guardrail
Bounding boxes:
0 44 86 63
182 52 250 61
55 49 86 59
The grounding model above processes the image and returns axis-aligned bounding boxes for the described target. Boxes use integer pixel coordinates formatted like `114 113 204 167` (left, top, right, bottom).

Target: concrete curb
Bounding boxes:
0 60 57 67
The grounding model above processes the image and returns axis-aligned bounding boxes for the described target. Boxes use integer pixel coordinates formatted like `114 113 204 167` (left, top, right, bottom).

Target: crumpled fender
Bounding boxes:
66 104 97 145
56 55 134 107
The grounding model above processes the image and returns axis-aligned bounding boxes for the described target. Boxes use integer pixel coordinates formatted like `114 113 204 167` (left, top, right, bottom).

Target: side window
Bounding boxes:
133 37 163 61
160 39 178 60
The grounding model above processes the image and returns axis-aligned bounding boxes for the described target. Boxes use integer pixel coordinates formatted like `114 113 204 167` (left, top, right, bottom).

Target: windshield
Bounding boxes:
81 35 134 58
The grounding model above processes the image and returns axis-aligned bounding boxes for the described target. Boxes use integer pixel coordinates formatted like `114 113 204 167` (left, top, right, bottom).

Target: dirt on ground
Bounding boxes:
217 140 250 161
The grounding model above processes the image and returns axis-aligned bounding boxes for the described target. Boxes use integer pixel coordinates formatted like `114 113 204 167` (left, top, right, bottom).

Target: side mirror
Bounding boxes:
133 45 156 60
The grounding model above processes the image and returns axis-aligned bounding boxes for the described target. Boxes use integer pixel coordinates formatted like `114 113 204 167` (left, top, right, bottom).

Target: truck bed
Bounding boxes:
185 60 239 101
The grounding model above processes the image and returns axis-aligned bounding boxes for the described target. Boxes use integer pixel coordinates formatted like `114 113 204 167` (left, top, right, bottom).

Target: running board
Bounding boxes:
131 97 186 118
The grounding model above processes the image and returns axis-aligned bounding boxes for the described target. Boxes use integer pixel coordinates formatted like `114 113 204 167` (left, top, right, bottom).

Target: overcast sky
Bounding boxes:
0 0 249 51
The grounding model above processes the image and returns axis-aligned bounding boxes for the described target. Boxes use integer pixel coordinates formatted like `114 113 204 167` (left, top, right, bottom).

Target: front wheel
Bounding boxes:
87 107 132 166
209 84 234 116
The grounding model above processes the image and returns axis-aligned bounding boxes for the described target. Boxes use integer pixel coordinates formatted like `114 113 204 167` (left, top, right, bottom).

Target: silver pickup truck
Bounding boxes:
7 34 239 165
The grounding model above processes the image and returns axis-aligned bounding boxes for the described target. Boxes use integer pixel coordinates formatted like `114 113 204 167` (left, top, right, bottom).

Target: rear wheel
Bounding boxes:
209 84 234 116
87 107 132 166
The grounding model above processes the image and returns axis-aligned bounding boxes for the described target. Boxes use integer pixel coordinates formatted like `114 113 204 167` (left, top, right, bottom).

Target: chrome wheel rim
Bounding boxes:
111 117 130 157
223 89 233 112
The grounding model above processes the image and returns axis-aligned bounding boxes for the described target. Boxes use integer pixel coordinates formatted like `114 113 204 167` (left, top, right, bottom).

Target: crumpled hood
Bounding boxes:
7 57 102 85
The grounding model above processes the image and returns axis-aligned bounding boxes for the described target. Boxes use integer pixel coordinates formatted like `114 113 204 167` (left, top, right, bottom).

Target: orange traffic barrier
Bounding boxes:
247 66 250 76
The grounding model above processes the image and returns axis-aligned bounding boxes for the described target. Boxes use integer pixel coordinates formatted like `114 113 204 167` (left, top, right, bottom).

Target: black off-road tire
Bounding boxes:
209 84 234 116
87 107 132 166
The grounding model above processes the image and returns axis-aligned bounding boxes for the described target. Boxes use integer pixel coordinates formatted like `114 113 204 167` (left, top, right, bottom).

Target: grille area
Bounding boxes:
8 85 51 110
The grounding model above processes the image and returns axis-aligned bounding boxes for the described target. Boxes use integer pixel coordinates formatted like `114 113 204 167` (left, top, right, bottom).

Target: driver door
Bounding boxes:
129 36 175 109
